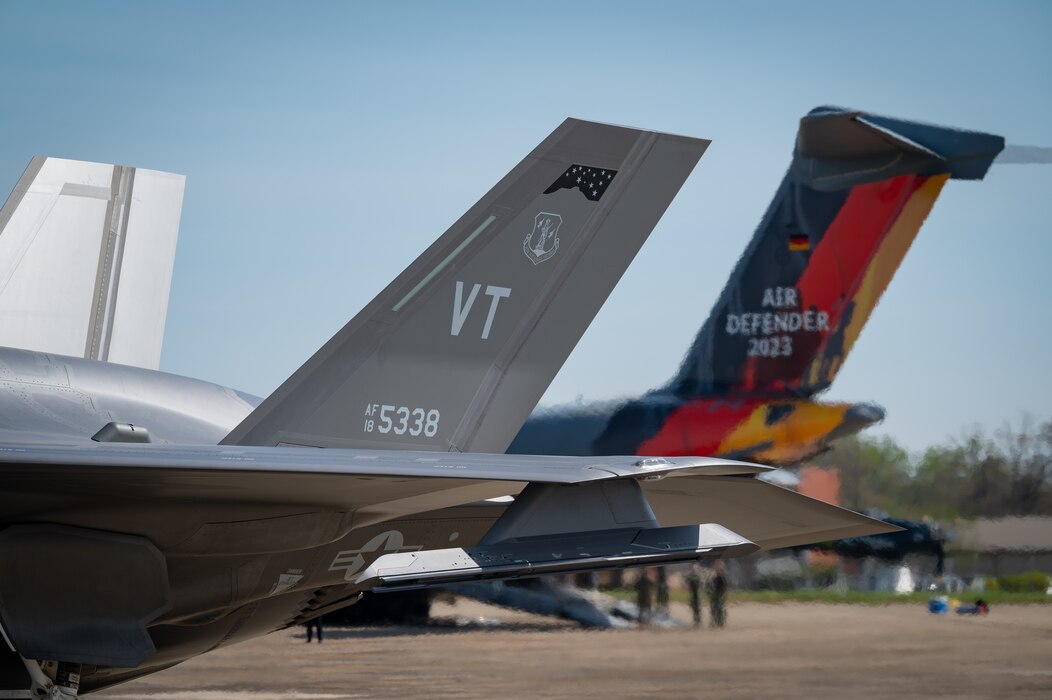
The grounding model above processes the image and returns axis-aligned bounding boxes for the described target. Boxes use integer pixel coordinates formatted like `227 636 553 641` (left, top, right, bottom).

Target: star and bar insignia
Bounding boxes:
544 164 617 201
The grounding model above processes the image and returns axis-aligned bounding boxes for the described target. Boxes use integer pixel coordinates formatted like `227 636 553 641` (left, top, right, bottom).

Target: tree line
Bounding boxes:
812 415 1052 520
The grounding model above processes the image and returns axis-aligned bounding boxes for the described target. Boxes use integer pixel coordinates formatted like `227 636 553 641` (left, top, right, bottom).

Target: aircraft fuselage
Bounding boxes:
0 345 879 466
510 394 883 466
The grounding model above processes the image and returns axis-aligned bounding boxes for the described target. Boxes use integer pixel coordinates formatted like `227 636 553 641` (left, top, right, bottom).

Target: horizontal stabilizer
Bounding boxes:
642 474 900 550
0 445 775 532
996 144 1052 164
357 523 757 591
0 443 767 483
0 444 892 554
797 106 1004 187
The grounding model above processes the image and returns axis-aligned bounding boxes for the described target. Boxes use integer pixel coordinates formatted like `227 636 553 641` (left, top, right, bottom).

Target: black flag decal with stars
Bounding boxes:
543 164 618 201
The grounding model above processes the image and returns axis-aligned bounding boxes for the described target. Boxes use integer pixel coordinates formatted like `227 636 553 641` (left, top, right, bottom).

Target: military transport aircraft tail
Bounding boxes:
223 118 710 452
509 108 1004 463
669 106 1004 399
0 157 184 371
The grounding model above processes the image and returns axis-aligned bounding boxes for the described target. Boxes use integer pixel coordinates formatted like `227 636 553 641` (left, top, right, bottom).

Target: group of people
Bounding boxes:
636 561 728 628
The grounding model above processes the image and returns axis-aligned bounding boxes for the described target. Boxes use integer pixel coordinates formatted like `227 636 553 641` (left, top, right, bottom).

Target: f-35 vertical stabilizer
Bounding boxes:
224 119 709 453
0 157 184 370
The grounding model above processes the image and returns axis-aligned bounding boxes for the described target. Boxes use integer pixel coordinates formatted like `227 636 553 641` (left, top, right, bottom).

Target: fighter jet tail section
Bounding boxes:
223 119 709 453
0 157 184 370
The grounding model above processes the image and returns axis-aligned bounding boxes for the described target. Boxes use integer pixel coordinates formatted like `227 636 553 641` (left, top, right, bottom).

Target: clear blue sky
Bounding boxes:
1 1 1049 452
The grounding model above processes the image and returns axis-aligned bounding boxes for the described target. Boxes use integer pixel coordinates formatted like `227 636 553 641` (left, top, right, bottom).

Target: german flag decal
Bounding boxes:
788 233 810 251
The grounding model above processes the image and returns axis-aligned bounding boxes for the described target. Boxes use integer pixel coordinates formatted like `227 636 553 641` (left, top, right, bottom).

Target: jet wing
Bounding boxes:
0 443 888 552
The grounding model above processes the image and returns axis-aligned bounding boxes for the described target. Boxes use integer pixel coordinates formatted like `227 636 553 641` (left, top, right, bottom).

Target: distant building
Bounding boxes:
797 466 840 504
949 516 1052 578
798 467 840 568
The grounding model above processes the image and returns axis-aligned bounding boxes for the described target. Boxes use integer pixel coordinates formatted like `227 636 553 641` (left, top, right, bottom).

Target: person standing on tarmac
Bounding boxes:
656 567 670 617
636 568 654 625
709 561 728 628
305 614 324 643
687 562 704 627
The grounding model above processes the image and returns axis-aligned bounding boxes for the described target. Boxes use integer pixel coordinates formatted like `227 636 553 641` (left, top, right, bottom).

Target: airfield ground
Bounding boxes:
96 599 1051 700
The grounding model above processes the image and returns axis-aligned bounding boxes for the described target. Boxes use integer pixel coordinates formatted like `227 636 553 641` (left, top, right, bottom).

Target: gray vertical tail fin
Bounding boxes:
0 157 184 370
223 119 709 452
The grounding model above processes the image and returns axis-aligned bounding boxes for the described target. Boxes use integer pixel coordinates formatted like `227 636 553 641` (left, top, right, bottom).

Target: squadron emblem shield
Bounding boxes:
523 212 562 265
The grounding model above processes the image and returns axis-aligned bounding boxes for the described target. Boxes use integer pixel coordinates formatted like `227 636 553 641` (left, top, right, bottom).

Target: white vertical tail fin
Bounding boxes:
0 157 184 369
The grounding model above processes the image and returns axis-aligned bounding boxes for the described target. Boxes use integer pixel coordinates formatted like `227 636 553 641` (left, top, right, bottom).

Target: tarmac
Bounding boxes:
94 598 1052 699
